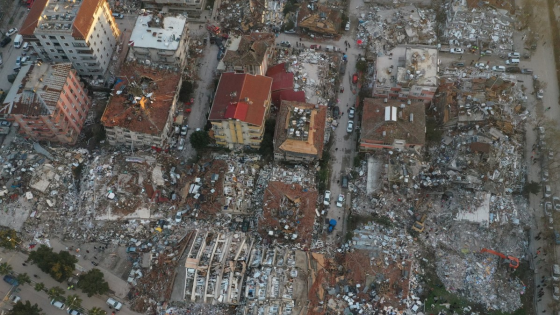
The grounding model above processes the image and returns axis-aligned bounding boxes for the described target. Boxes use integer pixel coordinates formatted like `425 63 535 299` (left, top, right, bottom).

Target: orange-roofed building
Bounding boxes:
21 0 120 76
101 62 182 148
209 72 273 149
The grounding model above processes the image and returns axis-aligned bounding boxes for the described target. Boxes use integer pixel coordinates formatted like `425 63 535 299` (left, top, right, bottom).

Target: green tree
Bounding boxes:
47 286 66 301
34 282 46 292
0 262 13 275
283 20 295 31
77 268 109 297
178 81 194 103
8 300 42 315
259 119 276 157
0 229 20 249
190 130 210 150
523 181 541 195
28 245 77 282
66 294 82 310
356 59 367 73
89 307 107 315
16 273 31 286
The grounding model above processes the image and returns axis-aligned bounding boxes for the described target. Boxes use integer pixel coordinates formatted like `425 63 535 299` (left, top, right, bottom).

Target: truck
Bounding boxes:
328 219 337 233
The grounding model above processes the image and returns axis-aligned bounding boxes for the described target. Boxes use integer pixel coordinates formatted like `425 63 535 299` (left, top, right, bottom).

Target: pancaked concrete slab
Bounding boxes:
366 156 381 194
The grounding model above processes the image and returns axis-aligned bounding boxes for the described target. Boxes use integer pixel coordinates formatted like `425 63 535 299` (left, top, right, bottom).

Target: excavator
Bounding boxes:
480 248 520 269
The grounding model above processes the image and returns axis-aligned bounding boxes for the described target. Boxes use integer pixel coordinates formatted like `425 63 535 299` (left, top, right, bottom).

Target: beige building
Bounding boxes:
218 33 275 76
128 14 190 68
20 0 120 77
273 101 327 162
209 73 273 149
101 62 182 148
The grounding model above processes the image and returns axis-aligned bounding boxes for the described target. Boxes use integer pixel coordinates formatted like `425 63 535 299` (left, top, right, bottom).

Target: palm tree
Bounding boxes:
65 294 82 310
0 262 13 275
88 307 107 315
16 273 31 286
34 282 45 292
47 286 65 301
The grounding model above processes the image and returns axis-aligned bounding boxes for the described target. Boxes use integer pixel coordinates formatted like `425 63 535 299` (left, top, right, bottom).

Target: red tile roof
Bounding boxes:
209 73 272 126
266 63 294 92
19 0 48 36
271 89 306 107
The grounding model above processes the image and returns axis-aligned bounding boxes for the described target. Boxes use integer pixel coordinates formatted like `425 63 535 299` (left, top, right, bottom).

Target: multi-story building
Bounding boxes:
140 0 206 15
101 62 182 148
128 14 190 68
209 73 273 149
0 63 91 144
218 33 275 76
273 101 327 162
20 0 120 77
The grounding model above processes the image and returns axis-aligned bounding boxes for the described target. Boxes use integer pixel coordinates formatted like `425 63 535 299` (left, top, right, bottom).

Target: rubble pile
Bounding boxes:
216 0 258 34
357 5 437 54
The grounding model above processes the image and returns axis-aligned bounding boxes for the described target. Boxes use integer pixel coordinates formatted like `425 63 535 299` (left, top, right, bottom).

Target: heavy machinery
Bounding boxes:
480 248 520 269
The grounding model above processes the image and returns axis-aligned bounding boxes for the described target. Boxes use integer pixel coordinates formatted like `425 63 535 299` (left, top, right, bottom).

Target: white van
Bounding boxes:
553 264 560 281
112 12 124 19
506 58 519 65
22 42 29 51
13 34 23 48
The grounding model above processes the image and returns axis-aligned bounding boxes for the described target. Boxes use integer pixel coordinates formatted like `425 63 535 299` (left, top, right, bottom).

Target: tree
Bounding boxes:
190 130 210 150
0 229 20 249
523 181 541 195
66 294 82 310
28 245 77 282
89 307 107 315
47 286 66 301
8 300 42 315
283 20 295 31
34 282 46 292
77 268 109 297
178 81 194 103
16 273 31 286
356 59 368 73
0 262 13 275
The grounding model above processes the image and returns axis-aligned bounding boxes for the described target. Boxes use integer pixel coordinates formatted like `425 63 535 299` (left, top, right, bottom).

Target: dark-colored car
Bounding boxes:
3 275 18 286
555 231 560 245
521 68 533 74
341 175 348 188
0 37 11 48
452 62 465 67
332 106 340 118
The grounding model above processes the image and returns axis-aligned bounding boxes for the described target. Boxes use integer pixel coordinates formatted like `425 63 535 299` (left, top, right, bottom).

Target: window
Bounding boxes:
68 50 73 53
46 42 51 46
50 49 55 52
64 43 69 46
60 36 65 39
72 57 77 60
41 35 46 39
76 63 81 65
49 35 56 39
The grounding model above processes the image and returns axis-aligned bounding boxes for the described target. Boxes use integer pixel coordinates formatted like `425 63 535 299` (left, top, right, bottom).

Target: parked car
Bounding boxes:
475 62 488 69
543 170 549 182
452 62 465 67
521 68 533 74
507 52 520 58
491 66 505 72
0 37 11 48
323 190 331 205
106 298 123 310
15 56 21 68
336 194 345 207
279 41 291 47
9 295 20 304
545 202 552 217
554 286 560 301
555 232 560 245
332 106 340 118
545 185 552 198
284 29 296 34
346 120 354 133
341 175 348 189
0 52 2 65
3 275 18 286
537 89 544 100
345 21 350 31
554 196 560 211
181 125 188 136
5 28 17 36
175 211 182 223
348 107 355 119
352 73 358 84
51 300 65 309
67 310 83 315
309 44 321 50
450 48 464 54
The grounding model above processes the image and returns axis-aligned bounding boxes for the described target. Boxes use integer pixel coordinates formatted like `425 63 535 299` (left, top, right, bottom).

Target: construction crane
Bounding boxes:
480 248 520 269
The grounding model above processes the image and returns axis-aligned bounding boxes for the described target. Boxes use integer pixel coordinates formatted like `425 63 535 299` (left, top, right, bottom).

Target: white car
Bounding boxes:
67 310 83 315
107 298 123 310
507 52 520 58
336 194 345 207
450 48 464 54
175 211 182 223
553 196 560 211
346 121 354 133
545 202 552 217
324 190 331 206
181 125 188 136
5 28 17 36
475 62 488 69
491 66 505 72
51 300 65 309
537 89 544 99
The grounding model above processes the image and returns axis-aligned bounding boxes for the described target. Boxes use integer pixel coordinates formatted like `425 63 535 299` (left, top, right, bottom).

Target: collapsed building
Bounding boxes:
218 33 276 76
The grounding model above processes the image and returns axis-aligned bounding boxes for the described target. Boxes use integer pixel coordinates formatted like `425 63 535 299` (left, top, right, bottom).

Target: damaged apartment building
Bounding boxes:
128 13 190 68
101 62 182 148
217 33 275 76
0 63 92 144
373 46 438 104
183 230 316 315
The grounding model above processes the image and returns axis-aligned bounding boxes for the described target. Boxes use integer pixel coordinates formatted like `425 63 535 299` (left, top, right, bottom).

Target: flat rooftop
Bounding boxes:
129 14 187 51
34 0 105 38
376 46 438 88
101 62 181 135
2 63 71 116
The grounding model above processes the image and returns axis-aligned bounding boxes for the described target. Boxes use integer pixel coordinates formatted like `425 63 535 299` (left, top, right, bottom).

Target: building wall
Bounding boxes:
11 69 91 144
144 0 207 10
129 22 190 68
33 2 119 76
